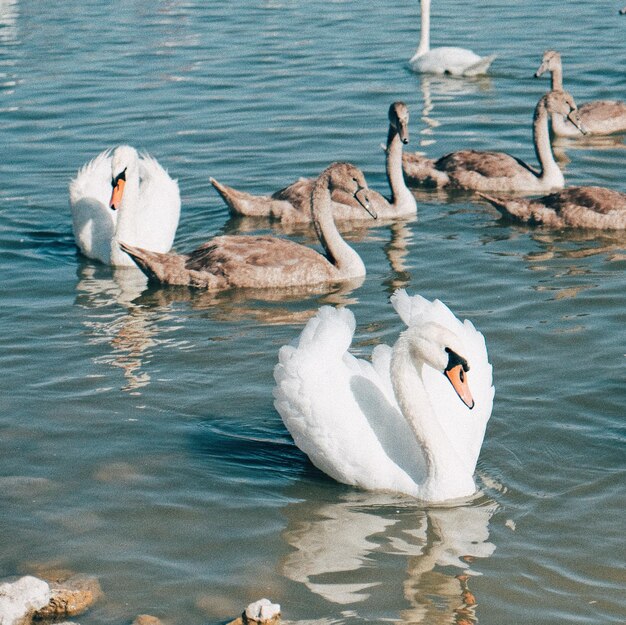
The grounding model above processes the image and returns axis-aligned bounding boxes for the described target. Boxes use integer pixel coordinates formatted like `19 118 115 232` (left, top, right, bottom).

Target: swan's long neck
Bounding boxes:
111 167 141 264
390 335 476 501
414 0 431 58
311 173 365 278
386 127 416 212
550 61 563 91
533 99 563 187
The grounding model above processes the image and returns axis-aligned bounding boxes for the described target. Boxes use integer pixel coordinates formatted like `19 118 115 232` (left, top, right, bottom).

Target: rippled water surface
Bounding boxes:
1 1 625 624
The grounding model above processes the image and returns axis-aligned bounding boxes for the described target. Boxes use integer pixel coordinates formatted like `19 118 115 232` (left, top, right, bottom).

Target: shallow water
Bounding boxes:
1 0 625 623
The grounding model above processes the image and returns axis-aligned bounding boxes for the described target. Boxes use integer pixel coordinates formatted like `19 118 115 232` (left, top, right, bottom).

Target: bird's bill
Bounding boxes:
109 178 125 210
445 364 475 410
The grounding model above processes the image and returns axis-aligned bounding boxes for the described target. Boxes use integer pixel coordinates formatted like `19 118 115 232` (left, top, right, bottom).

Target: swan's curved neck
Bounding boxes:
311 174 365 278
415 0 431 58
111 168 141 265
386 127 416 212
533 99 563 187
390 334 475 501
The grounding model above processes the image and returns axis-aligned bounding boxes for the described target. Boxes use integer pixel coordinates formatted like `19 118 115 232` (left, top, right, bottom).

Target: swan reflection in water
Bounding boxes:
413 74 493 149
75 264 163 392
280 491 497 624
75 261 366 392
132 274 366 326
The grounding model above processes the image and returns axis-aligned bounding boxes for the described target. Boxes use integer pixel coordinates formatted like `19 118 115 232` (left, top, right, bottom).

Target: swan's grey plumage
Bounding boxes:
120 162 374 289
535 50 626 136
210 102 416 222
402 91 584 193
480 186 626 230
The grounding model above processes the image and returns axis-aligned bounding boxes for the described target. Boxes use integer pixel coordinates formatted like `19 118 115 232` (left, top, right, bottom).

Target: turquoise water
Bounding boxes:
1 1 624 623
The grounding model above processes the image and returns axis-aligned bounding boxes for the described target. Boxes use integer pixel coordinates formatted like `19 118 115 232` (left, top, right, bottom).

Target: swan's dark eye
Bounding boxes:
111 168 127 187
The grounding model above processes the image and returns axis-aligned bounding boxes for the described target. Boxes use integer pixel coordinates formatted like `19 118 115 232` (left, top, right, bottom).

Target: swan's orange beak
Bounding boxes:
444 348 474 409
445 364 474 410
109 177 125 211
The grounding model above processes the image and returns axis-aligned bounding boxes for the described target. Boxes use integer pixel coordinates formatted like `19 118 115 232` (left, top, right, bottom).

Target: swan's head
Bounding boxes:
535 49 561 78
404 322 475 409
326 162 376 219
389 101 410 145
109 145 139 210
544 90 586 135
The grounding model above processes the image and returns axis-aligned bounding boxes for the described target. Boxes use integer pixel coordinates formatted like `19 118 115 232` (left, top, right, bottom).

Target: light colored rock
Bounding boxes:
0 576 50 625
34 575 101 619
243 599 280 625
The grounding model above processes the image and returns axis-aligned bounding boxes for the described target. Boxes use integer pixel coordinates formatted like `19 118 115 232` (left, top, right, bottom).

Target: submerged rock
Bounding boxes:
0 576 51 625
131 616 164 625
34 575 101 619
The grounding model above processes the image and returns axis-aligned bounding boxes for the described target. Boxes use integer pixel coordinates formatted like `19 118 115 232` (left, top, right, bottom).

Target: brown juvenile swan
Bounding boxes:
535 50 626 137
480 187 626 230
402 91 584 193
120 163 374 289
210 102 416 223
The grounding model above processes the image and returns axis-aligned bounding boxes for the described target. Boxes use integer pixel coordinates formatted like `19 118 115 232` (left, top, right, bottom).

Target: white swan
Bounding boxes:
69 145 181 267
409 0 496 76
274 290 494 502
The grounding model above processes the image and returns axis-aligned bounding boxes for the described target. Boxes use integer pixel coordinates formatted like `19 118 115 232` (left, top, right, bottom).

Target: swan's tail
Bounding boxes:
463 54 497 77
478 193 531 222
118 242 189 286
210 177 274 217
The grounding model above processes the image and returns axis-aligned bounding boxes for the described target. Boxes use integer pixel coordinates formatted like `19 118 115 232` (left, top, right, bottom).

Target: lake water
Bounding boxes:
1 1 624 623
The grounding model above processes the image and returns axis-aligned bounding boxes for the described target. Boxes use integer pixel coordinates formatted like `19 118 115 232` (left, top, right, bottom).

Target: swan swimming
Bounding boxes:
210 102 416 222
534 50 626 137
274 290 494 502
409 0 496 76
402 91 584 193
480 186 626 230
120 162 374 289
69 145 180 267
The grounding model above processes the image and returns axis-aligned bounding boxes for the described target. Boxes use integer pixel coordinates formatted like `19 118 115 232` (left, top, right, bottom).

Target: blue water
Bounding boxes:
1 1 624 623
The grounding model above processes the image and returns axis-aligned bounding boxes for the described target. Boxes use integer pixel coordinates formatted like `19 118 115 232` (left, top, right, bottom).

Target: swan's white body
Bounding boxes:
274 291 494 502
409 0 496 76
69 146 181 267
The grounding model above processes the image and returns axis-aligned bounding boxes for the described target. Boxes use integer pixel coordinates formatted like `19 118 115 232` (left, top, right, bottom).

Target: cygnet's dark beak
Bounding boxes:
399 121 410 145
567 109 587 135
355 186 377 219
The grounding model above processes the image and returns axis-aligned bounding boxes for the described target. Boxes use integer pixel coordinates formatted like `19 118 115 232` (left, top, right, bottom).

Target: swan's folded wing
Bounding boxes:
69 149 112 208
273 306 424 495
137 153 181 250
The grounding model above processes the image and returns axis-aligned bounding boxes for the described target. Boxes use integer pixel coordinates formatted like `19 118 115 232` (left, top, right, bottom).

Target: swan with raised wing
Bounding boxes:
69 145 180 267
274 290 494 502
402 91 584 193
480 186 626 230
210 102 416 222
535 50 626 137
120 162 374 289
409 0 496 76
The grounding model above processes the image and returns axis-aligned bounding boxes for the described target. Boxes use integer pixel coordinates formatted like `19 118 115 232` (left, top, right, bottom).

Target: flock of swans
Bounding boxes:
68 1 626 502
